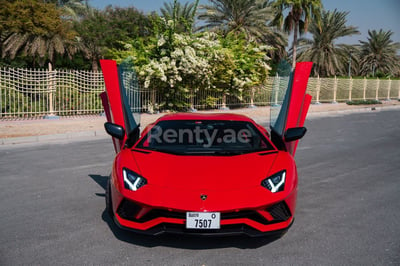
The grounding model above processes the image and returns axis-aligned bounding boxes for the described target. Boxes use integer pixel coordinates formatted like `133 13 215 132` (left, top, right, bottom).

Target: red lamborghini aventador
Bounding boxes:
100 59 312 237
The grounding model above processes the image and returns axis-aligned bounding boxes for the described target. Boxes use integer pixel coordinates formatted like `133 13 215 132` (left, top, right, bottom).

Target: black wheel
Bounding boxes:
106 176 113 218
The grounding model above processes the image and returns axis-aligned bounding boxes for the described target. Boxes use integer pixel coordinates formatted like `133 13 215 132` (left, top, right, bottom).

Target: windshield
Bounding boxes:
136 120 274 155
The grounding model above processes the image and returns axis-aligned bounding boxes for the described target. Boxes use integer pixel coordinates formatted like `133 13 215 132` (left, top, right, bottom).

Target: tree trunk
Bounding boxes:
292 21 299 69
92 58 99 72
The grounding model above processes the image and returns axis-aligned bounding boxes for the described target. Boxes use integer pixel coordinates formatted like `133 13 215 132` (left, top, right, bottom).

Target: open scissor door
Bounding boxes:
100 59 140 153
270 61 313 156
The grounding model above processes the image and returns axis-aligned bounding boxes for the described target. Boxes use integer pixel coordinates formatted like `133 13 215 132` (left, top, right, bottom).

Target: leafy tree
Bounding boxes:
296 9 359 77
134 29 225 110
359 29 400 77
73 9 106 71
272 0 322 68
112 23 271 110
102 6 153 46
0 0 77 67
74 6 152 71
219 33 271 98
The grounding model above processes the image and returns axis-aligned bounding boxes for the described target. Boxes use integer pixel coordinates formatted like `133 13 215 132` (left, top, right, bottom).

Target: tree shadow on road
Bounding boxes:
89 173 283 249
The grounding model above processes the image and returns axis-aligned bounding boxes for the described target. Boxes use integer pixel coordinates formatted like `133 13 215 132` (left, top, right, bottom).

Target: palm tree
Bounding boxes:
272 0 322 68
359 29 400 77
160 0 200 33
2 32 77 67
198 0 272 38
197 0 287 61
296 9 359 77
56 0 89 20
1 1 77 67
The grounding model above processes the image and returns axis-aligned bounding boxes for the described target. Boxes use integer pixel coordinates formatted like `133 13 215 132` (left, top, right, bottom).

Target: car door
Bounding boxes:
270 61 313 156
100 59 140 153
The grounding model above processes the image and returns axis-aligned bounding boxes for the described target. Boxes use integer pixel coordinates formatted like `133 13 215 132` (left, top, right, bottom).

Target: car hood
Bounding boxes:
130 150 278 191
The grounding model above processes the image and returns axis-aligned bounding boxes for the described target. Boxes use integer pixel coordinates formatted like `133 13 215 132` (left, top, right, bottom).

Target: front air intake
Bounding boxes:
267 202 291 221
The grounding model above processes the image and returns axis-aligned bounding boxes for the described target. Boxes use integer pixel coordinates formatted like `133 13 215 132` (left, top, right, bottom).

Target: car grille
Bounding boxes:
117 199 291 224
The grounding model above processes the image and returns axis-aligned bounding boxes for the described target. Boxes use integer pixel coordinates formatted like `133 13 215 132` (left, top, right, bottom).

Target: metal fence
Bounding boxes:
0 66 105 118
306 76 400 104
1 67 400 119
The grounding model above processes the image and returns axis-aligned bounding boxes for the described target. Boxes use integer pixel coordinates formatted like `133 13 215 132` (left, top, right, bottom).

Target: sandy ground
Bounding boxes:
0 101 399 138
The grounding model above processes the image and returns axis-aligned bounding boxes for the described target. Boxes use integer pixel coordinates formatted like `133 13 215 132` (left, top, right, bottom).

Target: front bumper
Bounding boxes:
112 198 295 237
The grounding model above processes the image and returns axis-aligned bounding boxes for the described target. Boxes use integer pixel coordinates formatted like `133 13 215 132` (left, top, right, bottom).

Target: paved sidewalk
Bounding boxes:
1 101 399 145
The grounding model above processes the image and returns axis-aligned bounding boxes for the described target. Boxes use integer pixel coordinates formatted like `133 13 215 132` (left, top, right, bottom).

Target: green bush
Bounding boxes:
346 99 382 105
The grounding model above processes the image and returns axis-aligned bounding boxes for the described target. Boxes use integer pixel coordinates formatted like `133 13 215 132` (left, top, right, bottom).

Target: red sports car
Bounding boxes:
100 60 312 237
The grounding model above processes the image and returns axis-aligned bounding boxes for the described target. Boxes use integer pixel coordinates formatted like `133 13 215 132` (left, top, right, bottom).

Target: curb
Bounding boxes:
1 130 108 145
307 104 400 118
1 104 399 146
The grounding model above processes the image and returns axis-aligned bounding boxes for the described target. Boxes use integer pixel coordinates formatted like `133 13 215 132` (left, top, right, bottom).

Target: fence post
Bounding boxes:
386 78 391 101
315 75 321 104
49 63 53 115
44 63 59 119
249 87 256 108
363 77 367 100
398 80 400 100
332 76 338 104
348 76 353 102
189 88 197 112
273 73 279 106
375 78 380 101
220 93 229 110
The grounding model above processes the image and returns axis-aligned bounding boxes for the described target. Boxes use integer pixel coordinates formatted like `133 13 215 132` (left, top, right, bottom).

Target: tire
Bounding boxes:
106 176 113 218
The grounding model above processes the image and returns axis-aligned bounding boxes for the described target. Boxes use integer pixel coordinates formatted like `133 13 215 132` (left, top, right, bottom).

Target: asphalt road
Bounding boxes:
1 110 399 265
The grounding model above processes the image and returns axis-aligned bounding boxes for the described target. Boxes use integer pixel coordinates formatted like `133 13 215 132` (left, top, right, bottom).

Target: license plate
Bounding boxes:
186 212 220 229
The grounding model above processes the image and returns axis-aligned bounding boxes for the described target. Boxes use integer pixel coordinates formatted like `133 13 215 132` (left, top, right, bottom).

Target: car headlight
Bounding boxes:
123 168 147 191
261 170 286 193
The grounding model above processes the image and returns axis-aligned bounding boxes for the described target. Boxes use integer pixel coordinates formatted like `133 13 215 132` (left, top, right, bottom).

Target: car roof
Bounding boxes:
155 113 255 122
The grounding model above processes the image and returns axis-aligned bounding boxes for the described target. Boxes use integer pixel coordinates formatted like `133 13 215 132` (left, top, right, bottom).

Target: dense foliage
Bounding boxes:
110 16 271 110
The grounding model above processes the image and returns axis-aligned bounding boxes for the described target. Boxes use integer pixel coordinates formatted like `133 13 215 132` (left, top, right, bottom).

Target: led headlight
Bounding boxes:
261 170 286 193
123 168 147 191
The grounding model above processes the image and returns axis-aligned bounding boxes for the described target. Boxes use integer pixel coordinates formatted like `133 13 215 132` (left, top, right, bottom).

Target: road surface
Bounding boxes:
0 109 399 265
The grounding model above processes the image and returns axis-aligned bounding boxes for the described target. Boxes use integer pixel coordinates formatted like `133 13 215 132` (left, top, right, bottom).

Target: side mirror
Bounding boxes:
284 127 307 142
104 122 125 140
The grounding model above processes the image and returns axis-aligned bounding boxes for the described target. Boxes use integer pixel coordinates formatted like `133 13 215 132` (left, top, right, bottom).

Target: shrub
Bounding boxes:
346 99 382 105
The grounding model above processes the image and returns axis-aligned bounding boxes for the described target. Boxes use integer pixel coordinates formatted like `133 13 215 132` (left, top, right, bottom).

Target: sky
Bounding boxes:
89 0 400 45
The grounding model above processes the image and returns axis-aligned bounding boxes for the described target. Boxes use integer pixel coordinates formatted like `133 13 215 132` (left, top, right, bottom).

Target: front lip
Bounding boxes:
113 215 294 237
